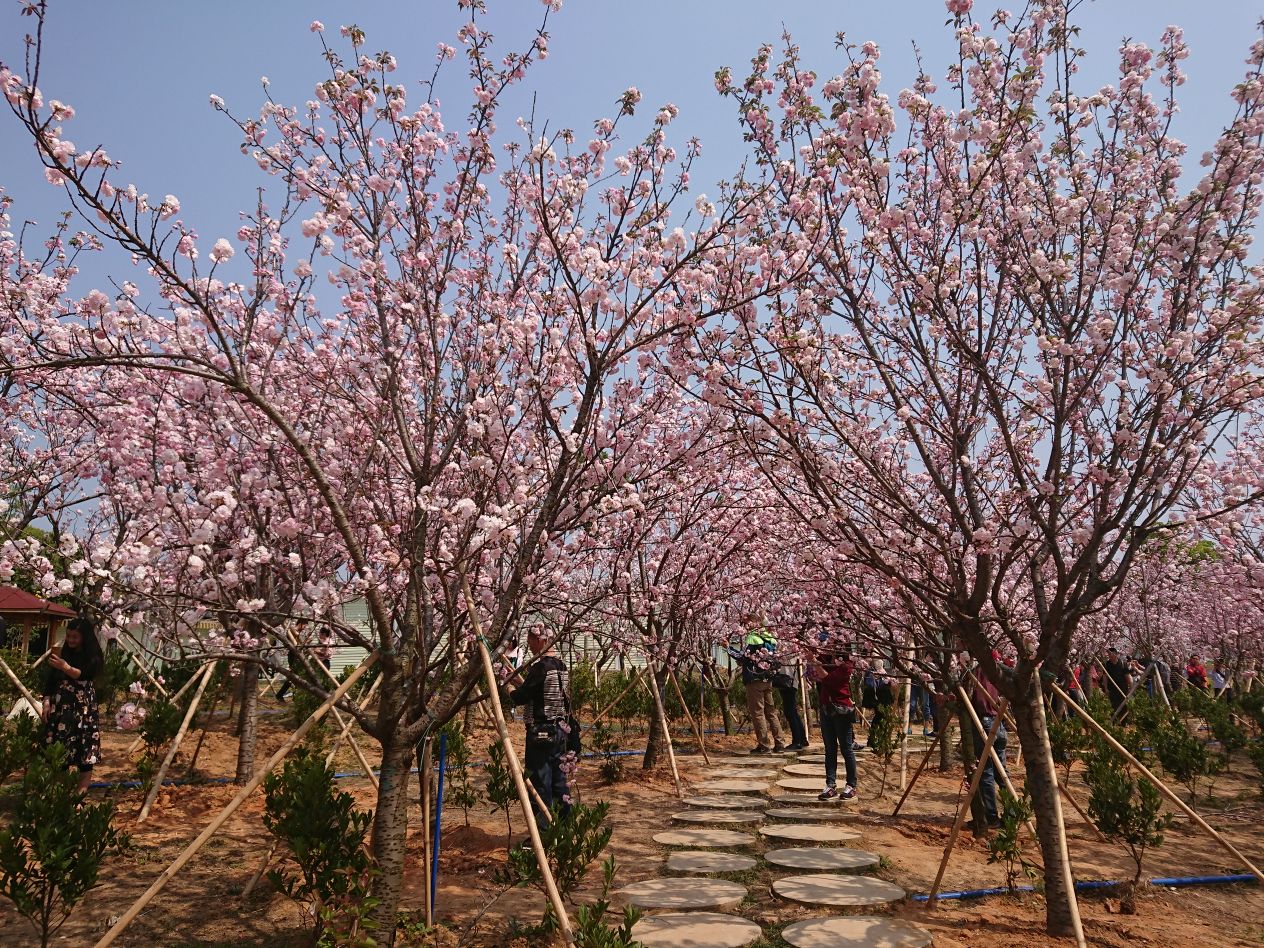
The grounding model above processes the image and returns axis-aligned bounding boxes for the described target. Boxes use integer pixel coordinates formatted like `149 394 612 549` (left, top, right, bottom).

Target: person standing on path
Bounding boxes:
810 646 858 801
729 614 785 754
508 627 574 818
967 665 1007 830
41 615 104 792
1102 645 1131 712
773 655 809 751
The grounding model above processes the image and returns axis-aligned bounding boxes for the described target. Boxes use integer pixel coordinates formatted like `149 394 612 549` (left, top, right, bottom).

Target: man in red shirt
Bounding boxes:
808 645 859 801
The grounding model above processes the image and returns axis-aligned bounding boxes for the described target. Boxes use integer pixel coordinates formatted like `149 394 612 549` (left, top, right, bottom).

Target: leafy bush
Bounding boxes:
504 801 613 931
590 720 625 783
439 722 481 827
484 741 516 847
1047 713 1087 784
1151 720 1215 805
1247 740 1264 796
573 856 642 948
986 785 1038 891
1084 743 1170 914
263 749 378 945
94 649 139 712
0 647 38 706
0 744 127 947
0 712 41 785
868 703 901 796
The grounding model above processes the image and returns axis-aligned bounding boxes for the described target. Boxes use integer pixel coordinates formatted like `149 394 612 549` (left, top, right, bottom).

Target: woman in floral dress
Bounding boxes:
41 615 104 791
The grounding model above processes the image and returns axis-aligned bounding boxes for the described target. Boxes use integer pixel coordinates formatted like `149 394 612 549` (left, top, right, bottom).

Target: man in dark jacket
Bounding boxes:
508 628 573 818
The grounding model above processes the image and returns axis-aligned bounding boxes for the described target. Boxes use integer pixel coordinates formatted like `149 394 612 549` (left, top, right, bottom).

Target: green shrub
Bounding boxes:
504 801 613 931
94 649 139 712
263 749 378 945
139 697 183 751
591 720 625 783
0 713 41 785
868 703 901 797
1084 743 1170 913
439 722 481 827
573 856 643 948
0 744 128 947
484 742 516 847
1152 720 1215 805
986 785 1038 891
0 648 38 707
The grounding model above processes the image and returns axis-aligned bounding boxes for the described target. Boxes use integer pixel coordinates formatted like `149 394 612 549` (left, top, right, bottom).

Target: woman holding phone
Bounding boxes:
42 615 104 791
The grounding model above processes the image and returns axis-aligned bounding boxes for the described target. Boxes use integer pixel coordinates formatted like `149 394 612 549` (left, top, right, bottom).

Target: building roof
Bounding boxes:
0 585 78 622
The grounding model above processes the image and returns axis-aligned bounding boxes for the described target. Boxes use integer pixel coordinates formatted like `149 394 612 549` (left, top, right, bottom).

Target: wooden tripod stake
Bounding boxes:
1051 681 1264 885
668 668 710 765
462 581 573 944
96 652 379 947
137 662 217 822
891 722 945 818
646 664 684 800
955 686 1037 839
926 701 1008 906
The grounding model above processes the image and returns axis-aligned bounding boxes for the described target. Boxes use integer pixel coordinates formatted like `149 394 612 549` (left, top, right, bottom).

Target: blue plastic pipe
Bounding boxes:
430 733 447 917
913 874 1258 901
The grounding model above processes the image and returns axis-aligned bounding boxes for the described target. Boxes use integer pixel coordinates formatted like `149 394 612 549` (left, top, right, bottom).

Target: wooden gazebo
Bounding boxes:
0 585 77 655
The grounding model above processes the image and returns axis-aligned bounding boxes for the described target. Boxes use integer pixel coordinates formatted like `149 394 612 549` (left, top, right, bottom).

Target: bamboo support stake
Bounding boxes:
900 673 912 791
646 665 684 800
138 662 217 822
241 840 279 898
1051 681 1264 885
926 703 1008 906
31 647 53 668
956 686 1038 839
798 662 812 744
1057 776 1110 845
588 665 647 727
420 738 433 928
1112 664 1153 722
0 654 42 711
475 700 554 823
1153 665 1171 707
892 724 945 818
97 652 378 948
324 674 382 771
667 669 710 765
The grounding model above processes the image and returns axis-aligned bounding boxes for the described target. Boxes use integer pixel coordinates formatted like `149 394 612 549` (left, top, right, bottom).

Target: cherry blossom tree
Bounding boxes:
702 2 1264 938
0 1 797 932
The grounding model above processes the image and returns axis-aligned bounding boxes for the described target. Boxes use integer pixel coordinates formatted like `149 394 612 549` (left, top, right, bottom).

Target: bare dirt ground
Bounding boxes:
1 700 1262 947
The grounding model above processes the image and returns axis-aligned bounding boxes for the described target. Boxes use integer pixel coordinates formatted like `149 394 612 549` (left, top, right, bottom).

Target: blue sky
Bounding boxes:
1 1 1260 282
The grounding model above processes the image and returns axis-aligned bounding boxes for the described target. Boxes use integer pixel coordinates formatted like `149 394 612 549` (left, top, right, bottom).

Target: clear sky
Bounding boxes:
1 1 1261 282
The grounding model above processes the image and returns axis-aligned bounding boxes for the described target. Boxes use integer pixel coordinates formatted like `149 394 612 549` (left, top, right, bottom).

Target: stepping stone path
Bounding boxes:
653 828 755 848
763 807 856 821
697 779 770 793
781 916 931 948
777 777 832 792
764 847 879 871
667 851 758 873
631 912 763 948
760 823 861 844
639 744 908 945
619 877 747 909
684 795 768 809
773 873 906 908
782 763 827 777
672 810 765 825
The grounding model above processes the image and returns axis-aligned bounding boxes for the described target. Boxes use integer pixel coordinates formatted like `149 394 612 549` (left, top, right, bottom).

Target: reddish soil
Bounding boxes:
1 704 1261 946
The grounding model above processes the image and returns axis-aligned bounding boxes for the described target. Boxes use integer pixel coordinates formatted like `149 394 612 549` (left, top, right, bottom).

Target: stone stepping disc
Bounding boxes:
797 754 828 763
667 851 758 873
704 768 779 780
618 877 748 910
764 847 879 871
763 807 857 821
777 777 833 792
766 793 840 807
782 764 827 777
781 915 930 947
706 757 770 766
732 748 796 757
685 795 768 810
631 912 763 948
673 810 765 825
760 823 860 844
773 874 906 908
653 828 755 848
698 779 770 793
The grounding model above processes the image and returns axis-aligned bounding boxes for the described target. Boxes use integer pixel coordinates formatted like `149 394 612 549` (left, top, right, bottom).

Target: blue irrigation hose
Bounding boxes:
431 733 447 917
913 874 1259 902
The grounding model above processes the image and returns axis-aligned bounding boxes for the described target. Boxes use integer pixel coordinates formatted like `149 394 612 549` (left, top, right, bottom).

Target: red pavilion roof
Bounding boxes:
0 585 77 621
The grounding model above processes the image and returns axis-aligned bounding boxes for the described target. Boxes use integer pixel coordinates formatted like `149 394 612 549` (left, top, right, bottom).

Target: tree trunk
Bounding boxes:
939 711 954 772
1012 672 1082 940
234 661 259 784
717 683 734 736
368 735 414 942
643 669 667 770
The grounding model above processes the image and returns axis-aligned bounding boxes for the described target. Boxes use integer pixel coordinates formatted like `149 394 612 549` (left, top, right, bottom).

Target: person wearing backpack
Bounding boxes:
728 615 785 754
508 627 576 818
809 645 858 801
772 658 809 751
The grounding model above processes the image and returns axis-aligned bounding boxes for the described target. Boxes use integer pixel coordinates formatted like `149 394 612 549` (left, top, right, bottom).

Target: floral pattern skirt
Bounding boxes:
44 679 102 771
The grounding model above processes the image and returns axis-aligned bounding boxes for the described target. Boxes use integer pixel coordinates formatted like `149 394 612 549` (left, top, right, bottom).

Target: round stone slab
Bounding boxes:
706 756 770 766
653 828 755 848
773 874 906 908
782 764 827 777
764 847 879 871
667 851 758 873
798 754 827 763
698 779 770 793
777 777 832 792
632 912 763 948
703 768 779 780
763 807 857 821
760 823 860 844
673 810 765 824
767 793 839 807
781 916 930 947
685 795 768 810
618 877 747 910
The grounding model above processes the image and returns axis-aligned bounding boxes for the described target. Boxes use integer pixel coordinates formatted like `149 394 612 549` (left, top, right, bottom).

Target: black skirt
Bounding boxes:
44 678 102 771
